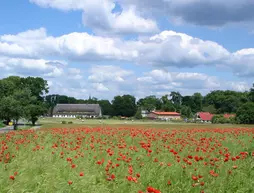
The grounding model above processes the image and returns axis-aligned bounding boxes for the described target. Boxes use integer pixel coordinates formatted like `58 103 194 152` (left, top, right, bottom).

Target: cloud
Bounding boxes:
120 0 254 27
1 28 254 77
137 69 221 91
92 83 110 92
29 0 159 35
0 57 65 78
88 65 133 83
136 69 250 97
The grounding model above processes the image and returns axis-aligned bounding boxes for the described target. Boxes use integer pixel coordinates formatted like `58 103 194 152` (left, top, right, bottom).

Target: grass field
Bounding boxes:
0 119 254 193
38 117 254 129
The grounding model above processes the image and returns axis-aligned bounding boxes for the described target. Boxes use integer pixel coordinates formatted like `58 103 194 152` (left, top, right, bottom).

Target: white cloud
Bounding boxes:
88 65 133 83
1 28 254 77
30 0 158 35
92 83 110 92
137 69 221 91
0 57 64 78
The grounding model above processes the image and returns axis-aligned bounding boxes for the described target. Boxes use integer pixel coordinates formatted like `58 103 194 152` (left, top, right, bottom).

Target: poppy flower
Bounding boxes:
68 180 73 185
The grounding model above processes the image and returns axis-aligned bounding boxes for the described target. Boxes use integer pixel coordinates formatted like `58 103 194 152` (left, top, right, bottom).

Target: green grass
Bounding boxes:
38 117 254 129
0 124 253 193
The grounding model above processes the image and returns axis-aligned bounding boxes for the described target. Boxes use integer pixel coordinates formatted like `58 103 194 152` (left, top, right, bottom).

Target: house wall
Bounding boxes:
147 113 181 120
158 115 181 120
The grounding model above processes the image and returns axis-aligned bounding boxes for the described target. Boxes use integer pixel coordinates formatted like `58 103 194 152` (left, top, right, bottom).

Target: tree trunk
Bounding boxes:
13 124 18 130
13 119 18 130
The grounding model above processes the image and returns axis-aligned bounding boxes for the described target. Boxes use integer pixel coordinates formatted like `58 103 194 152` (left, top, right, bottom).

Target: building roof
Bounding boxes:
151 111 181 116
53 104 101 115
197 112 214 121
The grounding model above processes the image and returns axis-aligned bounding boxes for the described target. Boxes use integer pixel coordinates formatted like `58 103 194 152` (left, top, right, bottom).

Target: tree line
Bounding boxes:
0 76 254 128
45 85 254 124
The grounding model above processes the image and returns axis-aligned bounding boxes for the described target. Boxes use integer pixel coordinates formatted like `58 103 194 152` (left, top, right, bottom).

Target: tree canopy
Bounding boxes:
0 76 48 128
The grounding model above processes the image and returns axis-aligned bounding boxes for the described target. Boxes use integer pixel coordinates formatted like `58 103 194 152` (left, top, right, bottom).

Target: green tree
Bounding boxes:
20 76 49 101
112 95 137 117
181 105 192 118
0 89 35 130
98 100 113 116
202 105 217 114
134 108 142 119
249 84 254 102
25 104 47 125
170 91 182 106
137 95 161 112
236 102 254 124
0 76 49 127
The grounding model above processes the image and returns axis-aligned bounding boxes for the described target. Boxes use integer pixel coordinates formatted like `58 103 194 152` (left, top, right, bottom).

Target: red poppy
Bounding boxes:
68 181 73 185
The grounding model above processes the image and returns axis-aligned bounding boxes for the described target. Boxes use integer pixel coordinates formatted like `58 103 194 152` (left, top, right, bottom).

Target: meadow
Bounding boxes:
0 120 254 193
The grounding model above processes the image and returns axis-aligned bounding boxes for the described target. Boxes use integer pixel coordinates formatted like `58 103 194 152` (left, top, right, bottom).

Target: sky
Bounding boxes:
0 0 254 100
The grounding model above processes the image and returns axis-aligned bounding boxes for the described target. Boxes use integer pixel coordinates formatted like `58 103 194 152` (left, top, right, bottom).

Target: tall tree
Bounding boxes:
137 95 161 112
0 89 35 130
98 100 113 116
112 95 137 117
160 95 176 112
236 102 254 124
20 76 49 101
249 84 254 102
0 76 48 127
170 91 182 106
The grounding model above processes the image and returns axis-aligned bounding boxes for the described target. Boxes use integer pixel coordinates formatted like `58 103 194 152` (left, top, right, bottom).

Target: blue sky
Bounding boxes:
0 0 253 100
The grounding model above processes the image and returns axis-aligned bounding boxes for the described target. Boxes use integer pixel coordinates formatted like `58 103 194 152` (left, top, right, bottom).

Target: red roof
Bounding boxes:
197 112 214 121
152 112 181 116
224 114 236 119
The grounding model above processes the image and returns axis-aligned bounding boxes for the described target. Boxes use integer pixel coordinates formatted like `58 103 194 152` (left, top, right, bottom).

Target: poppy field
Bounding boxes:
0 127 254 193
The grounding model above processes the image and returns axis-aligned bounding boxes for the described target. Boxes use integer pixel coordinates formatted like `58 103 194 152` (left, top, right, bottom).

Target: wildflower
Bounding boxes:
68 180 73 185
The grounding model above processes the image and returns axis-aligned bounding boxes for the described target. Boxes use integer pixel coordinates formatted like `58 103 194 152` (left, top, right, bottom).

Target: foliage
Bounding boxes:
236 102 254 124
204 90 248 114
112 95 137 117
211 115 230 124
134 108 142 119
0 76 48 128
137 95 160 112
180 105 192 118
249 83 254 102
202 105 217 114
98 100 113 116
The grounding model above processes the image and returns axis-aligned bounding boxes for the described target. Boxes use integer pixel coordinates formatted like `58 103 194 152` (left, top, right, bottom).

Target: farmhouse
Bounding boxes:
52 104 102 118
196 112 236 122
196 112 214 122
147 111 181 120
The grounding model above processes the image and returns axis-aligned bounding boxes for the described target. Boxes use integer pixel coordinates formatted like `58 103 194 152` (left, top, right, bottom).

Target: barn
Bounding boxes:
52 104 102 118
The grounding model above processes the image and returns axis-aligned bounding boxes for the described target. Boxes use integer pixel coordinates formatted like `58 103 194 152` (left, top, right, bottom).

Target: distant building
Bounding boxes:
196 112 214 122
147 111 181 120
196 112 236 122
141 110 149 118
52 104 102 118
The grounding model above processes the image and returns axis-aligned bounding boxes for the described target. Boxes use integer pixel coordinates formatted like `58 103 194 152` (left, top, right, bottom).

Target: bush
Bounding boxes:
68 121 73 124
212 115 233 124
61 121 66 124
